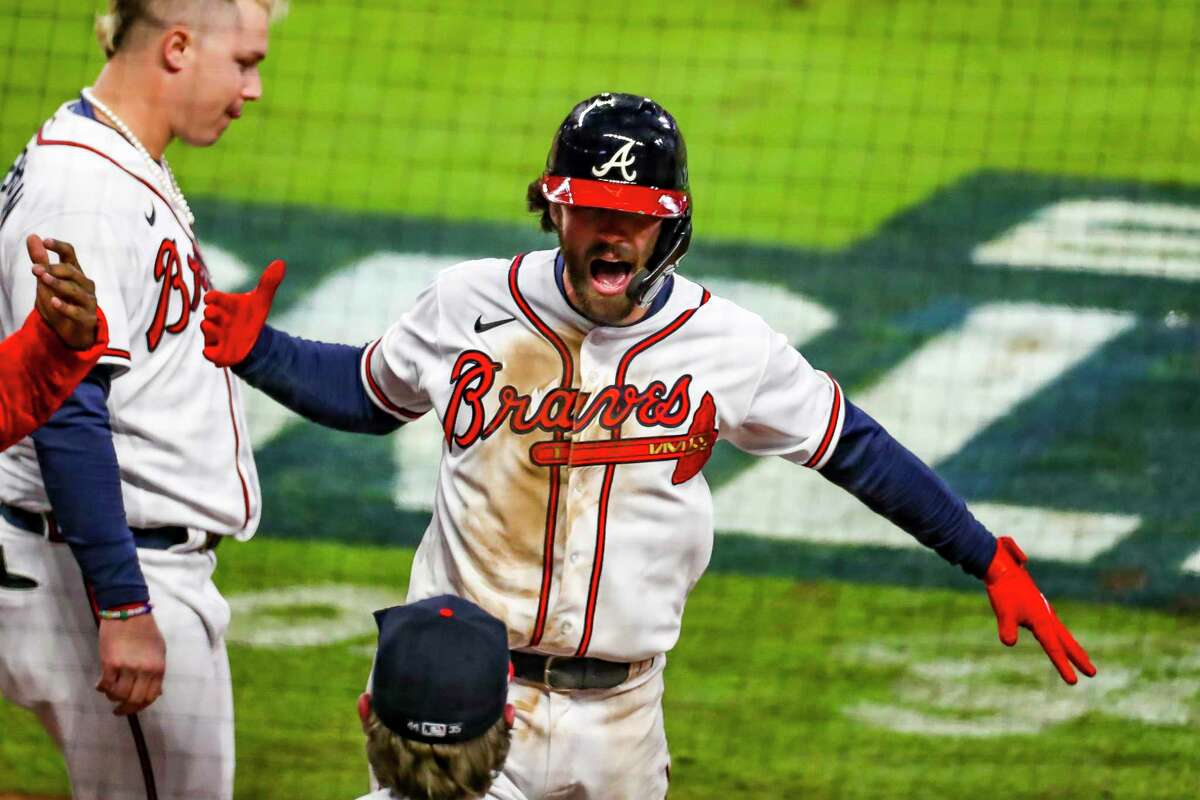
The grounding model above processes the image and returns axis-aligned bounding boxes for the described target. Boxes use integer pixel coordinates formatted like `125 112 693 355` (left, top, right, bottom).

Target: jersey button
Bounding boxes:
570 551 582 564
562 621 574 634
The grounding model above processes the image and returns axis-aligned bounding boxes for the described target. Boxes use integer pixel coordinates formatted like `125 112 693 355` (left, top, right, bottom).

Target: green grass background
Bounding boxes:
2 1 1199 797
2 0 1198 248
4 539 1199 799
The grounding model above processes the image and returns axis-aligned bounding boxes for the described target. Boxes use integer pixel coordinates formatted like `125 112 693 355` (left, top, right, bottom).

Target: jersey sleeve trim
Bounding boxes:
360 338 425 422
96 349 132 376
803 372 845 469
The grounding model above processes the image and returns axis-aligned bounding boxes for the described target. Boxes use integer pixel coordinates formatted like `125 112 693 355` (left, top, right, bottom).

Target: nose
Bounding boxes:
243 70 263 102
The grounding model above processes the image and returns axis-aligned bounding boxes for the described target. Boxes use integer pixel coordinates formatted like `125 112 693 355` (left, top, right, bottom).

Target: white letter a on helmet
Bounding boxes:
592 140 639 182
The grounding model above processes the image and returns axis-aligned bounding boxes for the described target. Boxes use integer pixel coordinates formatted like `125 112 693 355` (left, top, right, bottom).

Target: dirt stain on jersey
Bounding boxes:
456 330 583 641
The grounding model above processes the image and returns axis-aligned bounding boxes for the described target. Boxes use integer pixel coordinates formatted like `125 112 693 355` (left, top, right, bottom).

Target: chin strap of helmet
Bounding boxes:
627 218 693 308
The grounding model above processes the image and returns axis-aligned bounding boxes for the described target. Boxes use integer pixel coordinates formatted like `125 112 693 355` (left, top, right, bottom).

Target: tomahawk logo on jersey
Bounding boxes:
361 249 844 662
0 102 260 536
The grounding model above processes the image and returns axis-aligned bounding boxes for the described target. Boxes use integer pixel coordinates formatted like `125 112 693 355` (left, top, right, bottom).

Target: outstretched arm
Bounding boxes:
821 401 1096 685
201 261 401 435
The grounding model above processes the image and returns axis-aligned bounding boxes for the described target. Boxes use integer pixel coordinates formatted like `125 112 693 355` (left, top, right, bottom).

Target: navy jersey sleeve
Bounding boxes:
30 368 148 609
233 325 402 435
819 400 997 578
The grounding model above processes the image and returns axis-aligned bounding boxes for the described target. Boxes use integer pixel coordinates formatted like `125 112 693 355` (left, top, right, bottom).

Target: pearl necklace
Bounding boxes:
81 87 195 227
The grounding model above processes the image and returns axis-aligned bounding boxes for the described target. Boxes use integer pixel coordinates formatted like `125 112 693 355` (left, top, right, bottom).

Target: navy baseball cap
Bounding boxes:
371 595 509 745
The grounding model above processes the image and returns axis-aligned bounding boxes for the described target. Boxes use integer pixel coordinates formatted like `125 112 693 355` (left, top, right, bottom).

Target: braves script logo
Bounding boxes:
591 138 639 182
146 238 211 351
443 350 718 483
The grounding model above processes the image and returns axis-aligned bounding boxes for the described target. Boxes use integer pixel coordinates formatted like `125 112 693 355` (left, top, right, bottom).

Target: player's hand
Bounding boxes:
96 613 167 716
201 259 286 367
984 536 1096 685
27 235 100 350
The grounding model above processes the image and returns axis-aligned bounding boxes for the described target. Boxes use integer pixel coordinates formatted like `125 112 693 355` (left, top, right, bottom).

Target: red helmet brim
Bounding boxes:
541 174 690 218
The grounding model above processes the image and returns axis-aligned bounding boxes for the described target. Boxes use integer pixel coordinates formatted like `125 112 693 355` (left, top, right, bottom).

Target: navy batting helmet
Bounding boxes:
540 92 692 307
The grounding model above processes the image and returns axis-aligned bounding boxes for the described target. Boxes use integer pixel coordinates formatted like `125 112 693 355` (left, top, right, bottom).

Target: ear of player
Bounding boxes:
985 536 1097 685
201 259 286 367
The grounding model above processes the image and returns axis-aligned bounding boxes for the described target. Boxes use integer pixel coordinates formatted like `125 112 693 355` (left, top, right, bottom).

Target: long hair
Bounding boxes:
364 710 512 800
526 176 555 233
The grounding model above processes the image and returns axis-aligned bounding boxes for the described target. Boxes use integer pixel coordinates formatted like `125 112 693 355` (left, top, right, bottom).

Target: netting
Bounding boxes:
1 1 1197 797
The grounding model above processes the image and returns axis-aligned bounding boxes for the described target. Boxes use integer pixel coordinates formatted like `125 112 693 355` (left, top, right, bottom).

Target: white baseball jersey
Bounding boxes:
0 101 261 537
363 248 843 662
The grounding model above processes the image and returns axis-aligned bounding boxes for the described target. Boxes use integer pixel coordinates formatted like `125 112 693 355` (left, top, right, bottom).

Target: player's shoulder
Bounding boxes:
17 104 152 216
431 249 549 295
675 274 775 337
436 254 517 282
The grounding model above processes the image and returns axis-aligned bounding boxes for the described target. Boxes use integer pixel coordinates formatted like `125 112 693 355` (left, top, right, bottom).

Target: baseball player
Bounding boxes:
0 235 108 452
356 595 515 800
0 2 277 798
202 93 1096 799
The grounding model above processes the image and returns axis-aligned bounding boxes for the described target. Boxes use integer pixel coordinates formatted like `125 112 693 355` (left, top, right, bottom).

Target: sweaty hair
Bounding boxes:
95 0 284 58
364 710 512 800
526 176 555 233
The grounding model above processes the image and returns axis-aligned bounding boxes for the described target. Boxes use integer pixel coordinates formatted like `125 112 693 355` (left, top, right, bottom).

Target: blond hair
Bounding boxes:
364 710 512 800
95 0 285 58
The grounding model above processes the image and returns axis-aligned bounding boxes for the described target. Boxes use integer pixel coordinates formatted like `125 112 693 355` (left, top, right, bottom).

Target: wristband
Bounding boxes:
98 602 153 621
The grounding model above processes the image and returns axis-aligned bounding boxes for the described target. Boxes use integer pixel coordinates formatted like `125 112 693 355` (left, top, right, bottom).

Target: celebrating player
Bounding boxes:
356 596 514 800
0 2 278 798
0 236 109 452
202 93 1095 799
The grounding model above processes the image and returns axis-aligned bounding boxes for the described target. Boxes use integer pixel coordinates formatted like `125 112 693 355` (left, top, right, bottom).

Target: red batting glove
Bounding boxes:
201 260 286 367
985 536 1096 685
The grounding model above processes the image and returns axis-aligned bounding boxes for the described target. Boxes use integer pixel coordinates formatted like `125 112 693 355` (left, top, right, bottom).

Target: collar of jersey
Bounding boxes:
553 251 675 330
55 94 167 175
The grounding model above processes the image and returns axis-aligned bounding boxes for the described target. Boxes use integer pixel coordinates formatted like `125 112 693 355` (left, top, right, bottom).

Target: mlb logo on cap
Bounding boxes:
372 595 509 745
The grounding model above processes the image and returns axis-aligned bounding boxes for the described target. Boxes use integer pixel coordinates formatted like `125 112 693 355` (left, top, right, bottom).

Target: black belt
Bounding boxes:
510 650 640 691
0 503 218 551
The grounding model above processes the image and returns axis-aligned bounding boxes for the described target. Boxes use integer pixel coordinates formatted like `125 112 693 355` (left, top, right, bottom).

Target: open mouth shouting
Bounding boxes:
589 256 636 296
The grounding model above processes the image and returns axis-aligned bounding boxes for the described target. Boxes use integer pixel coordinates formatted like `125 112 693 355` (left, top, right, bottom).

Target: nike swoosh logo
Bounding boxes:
474 314 516 334
145 205 156 226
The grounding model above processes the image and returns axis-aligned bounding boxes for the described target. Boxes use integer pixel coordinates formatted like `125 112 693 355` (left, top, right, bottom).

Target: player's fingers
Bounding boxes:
45 260 96 293
50 295 94 322
200 319 222 349
144 669 165 708
95 662 120 695
42 238 79 267
114 672 154 716
1030 621 1077 685
203 291 233 313
103 666 137 705
995 606 1019 647
25 234 49 267
256 259 286 301
203 305 230 326
45 274 92 308
1058 621 1097 678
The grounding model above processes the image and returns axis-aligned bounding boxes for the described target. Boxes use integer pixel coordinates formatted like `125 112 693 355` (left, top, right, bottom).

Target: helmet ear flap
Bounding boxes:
627 215 692 307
